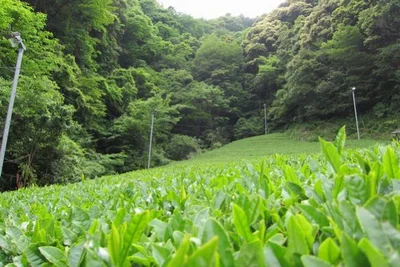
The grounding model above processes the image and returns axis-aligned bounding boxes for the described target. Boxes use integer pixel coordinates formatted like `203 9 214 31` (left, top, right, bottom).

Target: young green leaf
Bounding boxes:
173 231 184 248
338 200 363 239
32 219 54 244
187 237 218 267
297 204 329 227
382 221 400 250
382 147 399 179
318 238 340 264
167 234 191 267
236 195 262 226
108 223 121 266
371 161 384 181
364 196 398 227
296 214 315 249
268 233 286 246
287 182 307 200
356 207 393 258
25 245 47 266
319 137 341 172
71 206 91 232
38 246 68 267
113 208 127 227
332 174 345 199
68 244 86 267
232 204 255 243
265 242 289 267
355 153 371 174
301 255 334 267
214 190 226 209
121 210 150 260
340 233 369 267
150 219 169 242
152 244 172 267
284 165 301 185
358 238 389 267
236 239 265 267
202 218 234 267
365 170 378 199
193 208 210 238
345 175 368 205
287 215 309 255
334 126 346 155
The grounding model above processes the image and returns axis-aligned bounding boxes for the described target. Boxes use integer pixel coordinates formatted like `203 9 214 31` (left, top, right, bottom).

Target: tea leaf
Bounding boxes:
319 137 341 172
39 246 68 267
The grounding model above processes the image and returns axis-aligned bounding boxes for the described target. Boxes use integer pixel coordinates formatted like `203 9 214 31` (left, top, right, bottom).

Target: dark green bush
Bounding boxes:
165 135 200 160
234 117 264 140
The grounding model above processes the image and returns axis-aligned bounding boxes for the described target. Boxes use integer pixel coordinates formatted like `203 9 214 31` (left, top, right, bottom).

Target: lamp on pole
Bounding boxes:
351 87 361 140
0 32 26 178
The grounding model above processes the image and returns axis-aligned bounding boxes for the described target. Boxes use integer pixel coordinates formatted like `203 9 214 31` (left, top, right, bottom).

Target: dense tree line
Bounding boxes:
0 0 398 190
0 0 254 190
243 0 400 127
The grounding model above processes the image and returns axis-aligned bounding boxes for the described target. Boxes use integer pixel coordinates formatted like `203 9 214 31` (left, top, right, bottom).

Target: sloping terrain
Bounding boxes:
0 130 398 266
185 133 380 163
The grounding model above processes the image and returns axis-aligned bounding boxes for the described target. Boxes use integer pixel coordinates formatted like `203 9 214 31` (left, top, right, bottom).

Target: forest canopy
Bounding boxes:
0 0 399 190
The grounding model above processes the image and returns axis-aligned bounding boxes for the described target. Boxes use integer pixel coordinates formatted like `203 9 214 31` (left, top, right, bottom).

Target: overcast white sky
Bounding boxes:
158 0 285 19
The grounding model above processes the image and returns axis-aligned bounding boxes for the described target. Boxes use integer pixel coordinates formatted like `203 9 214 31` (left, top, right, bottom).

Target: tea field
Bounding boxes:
0 129 399 266
183 133 381 163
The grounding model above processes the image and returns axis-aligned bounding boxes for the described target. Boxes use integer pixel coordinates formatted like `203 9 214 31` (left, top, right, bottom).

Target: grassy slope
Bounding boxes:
180 133 382 164
285 115 400 141
0 132 396 265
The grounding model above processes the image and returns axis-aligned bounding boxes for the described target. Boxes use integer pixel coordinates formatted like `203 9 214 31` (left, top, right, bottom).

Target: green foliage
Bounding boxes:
0 0 60 77
234 116 264 139
171 81 230 143
193 35 243 83
185 131 378 164
165 135 200 161
1 0 398 190
24 0 115 69
243 0 400 128
0 128 397 266
0 75 72 188
2 0 254 187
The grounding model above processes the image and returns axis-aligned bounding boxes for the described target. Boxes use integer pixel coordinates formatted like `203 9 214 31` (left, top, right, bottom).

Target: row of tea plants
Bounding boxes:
0 127 399 266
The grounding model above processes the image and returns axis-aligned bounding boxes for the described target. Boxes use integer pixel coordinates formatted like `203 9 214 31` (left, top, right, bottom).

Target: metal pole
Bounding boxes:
264 104 268 135
0 47 24 178
352 87 360 140
147 112 154 169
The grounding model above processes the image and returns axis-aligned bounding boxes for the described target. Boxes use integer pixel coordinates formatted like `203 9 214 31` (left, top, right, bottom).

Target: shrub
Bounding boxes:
53 135 127 184
234 116 264 139
151 147 171 167
165 135 200 160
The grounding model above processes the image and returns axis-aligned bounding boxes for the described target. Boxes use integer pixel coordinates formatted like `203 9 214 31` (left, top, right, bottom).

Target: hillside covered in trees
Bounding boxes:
0 0 399 190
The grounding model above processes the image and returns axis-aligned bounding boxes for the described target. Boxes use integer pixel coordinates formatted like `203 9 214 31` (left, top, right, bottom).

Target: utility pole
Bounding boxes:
147 112 155 169
264 103 268 134
0 33 26 179
351 87 361 140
